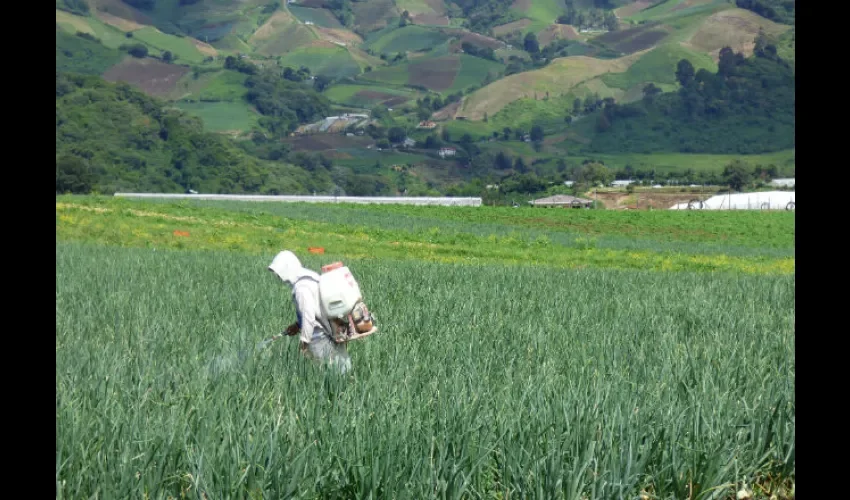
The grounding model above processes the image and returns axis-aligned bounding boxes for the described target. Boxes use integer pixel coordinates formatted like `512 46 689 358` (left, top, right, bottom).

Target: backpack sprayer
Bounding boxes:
318 261 377 343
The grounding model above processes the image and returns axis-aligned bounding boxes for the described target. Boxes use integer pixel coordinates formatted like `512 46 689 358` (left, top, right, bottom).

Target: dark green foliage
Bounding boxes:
452 0 518 32
461 42 496 61
58 0 90 15
523 32 539 54
56 72 328 194
586 48 795 155
120 43 149 58
736 0 794 24
243 72 331 135
723 159 753 191
224 56 258 75
56 30 125 75
121 0 155 10
56 154 95 193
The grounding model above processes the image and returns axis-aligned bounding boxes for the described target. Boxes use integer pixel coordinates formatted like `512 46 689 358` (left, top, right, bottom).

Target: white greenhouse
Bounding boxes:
670 191 795 210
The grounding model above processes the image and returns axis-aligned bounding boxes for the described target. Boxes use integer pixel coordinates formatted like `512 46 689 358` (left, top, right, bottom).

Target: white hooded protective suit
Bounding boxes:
268 250 328 344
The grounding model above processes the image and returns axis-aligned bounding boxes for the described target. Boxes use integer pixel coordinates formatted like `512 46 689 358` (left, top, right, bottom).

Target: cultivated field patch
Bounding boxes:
352 0 398 32
102 57 191 97
492 18 532 36
592 22 673 54
614 0 653 18
684 7 792 59
537 23 581 46
408 55 460 91
461 50 646 119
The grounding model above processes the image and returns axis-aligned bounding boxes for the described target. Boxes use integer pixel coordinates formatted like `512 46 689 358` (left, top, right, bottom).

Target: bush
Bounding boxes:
120 43 149 58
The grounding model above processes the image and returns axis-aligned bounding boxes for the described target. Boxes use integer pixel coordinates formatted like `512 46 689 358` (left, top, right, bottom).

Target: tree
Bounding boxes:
717 46 741 77
603 11 618 31
495 151 512 170
387 127 406 144
424 134 441 149
524 32 539 54
162 50 174 62
125 43 148 58
642 83 661 102
56 155 95 194
573 98 582 114
675 59 695 87
530 125 544 142
577 162 612 186
513 157 528 173
313 75 332 92
722 159 753 191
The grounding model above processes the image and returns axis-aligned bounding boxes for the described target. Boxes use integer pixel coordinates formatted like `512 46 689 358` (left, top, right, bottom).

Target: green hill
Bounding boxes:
54 0 796 196
575 45 795 155
56 71 332 194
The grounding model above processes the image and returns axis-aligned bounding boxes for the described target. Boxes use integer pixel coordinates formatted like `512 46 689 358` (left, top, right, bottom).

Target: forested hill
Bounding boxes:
56 72 334 195
584 40 794 155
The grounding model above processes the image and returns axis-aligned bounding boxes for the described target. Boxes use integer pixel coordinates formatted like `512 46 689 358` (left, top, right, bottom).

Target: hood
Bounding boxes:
268 250 320 285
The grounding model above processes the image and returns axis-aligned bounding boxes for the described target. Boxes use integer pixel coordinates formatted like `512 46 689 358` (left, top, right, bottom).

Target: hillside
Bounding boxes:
56 71 332 194
55 0 796 198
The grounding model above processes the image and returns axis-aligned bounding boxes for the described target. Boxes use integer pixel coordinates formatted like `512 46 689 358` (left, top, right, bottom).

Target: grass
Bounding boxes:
351 0 398 32
515 0 569 33
358 63 411 86
600 42 717 90
56 11 133 49
56 29 126 75
248 10 318 55
364 25 452 55
460 51 645 120
182 70 248 102
287 5 344 28
56 196 795 498
625 0 723 22
394 0 442 16
173 101 259 132
683 7 792 56
449 55 505 92
57 196 795 268
129 26 207 64
279 43 362 78
323 83 418 107
544 149 797 175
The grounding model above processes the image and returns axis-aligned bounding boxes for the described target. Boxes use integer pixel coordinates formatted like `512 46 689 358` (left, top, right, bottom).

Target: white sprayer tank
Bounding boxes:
319 266 362 319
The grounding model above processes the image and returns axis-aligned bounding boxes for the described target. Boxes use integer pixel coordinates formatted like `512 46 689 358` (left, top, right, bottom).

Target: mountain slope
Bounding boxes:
56 71 331 194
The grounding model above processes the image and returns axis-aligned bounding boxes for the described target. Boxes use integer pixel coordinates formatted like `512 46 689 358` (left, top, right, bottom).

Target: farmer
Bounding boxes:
268 250 352 375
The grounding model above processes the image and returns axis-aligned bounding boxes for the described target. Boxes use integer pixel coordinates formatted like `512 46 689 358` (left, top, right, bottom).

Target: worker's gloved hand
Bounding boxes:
284 323 300 336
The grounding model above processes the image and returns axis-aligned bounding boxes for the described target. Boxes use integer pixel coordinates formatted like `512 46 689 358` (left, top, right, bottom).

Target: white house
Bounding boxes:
611 180 635 187
438 147 456 157
403 137 416 148
563 181 575 187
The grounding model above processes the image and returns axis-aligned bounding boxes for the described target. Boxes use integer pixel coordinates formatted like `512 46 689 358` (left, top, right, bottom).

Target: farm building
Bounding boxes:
529 194 594 208
670 191 795 210
563 181 575 186
417 121 437 129
402 137 416 148
770 178 795 188
611 180 635 187
438 147 456 157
